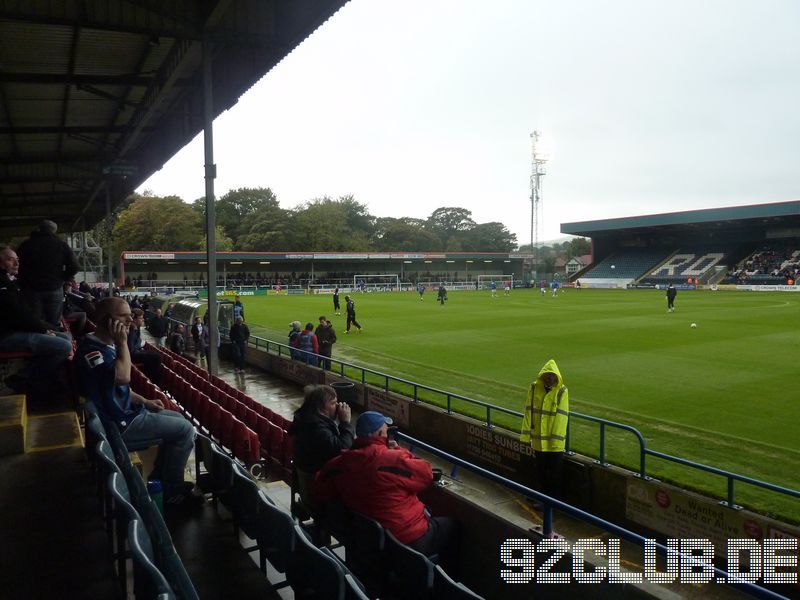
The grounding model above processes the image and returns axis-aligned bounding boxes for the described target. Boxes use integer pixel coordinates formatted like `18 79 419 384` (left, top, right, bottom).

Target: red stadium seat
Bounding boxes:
195 392 211 428
217 409 235 451
268 422 284 467
206 402 222 439
254 415 270 457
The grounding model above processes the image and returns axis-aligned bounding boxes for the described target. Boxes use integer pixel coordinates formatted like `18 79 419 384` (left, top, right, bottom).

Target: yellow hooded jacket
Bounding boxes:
520 359 569 452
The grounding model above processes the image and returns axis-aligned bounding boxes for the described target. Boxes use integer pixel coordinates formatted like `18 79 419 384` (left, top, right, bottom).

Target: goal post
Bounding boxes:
476 274 515 290
353 274 401 292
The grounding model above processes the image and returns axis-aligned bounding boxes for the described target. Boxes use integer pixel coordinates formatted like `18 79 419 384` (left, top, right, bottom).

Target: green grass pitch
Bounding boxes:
239 288 800 521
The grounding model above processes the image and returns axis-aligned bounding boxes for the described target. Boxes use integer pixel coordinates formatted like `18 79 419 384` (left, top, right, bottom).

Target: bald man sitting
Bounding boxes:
76 297 202 509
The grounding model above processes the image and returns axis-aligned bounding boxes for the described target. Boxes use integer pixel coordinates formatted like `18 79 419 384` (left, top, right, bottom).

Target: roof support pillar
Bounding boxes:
105 184 115 295
203 36 219 376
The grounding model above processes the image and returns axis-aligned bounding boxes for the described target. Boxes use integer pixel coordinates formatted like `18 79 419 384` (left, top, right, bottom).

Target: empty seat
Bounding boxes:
128 519 176 599
287 523 346 599
433 565 484 599
384 529 434 597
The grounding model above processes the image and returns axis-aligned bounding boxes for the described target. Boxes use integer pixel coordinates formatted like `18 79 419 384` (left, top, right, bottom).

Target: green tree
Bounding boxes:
199 225 234 251
459 222 517 252
287 197 373 251
566 236 591 259
203 187 279 246
425 207 476 235
373 217 442 251
113 195 202 251
238 197 291 251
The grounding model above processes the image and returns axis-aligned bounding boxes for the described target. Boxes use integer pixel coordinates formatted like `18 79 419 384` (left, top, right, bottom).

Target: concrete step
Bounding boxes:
0 394 27 456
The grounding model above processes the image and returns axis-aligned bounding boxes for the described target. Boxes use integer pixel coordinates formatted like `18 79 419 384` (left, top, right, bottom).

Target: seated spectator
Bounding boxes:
76 297 202 508
0 245 73 396
298 322 319 366
62 281 87 335
16 220 79 328
315 411 458 564
127 308 161 384
288 384 354 513
288 321 302 360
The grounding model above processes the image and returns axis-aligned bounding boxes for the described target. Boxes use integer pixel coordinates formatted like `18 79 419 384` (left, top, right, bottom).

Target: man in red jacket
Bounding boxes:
314 411 456 559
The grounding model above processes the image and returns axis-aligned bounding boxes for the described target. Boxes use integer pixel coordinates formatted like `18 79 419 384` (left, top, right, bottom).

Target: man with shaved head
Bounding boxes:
77 297 202 509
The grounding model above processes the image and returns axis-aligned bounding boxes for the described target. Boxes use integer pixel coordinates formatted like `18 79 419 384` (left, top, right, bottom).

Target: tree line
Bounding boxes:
103 188 590 263
109 188 519 254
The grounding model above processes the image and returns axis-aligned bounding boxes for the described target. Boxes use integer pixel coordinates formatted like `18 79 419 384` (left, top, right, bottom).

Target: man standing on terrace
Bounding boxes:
520 359 569 503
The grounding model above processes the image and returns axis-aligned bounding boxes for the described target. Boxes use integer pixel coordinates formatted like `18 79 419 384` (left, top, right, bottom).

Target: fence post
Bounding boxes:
598 422 606 465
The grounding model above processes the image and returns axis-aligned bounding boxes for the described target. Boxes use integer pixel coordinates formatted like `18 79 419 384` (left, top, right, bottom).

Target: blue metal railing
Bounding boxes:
244 334 800 512
394 431 790 600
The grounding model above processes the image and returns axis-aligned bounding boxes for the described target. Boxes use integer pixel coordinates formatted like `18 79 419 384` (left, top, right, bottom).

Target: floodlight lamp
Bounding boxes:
532 132 552 163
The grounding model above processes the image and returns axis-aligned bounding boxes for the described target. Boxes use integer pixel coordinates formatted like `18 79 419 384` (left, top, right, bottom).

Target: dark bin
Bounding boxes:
331 381 356 405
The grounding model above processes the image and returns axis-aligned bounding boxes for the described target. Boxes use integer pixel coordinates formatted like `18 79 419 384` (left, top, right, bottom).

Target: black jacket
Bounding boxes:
149 316 168 337
229 323 250 344
288 409 354 473
0 270 51 337
17 230 79 292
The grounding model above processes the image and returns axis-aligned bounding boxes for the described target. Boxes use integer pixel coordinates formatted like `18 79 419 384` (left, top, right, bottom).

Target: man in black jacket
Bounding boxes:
16 220 80 328
148 308 168 347
0 246 73 393
228 316 250 373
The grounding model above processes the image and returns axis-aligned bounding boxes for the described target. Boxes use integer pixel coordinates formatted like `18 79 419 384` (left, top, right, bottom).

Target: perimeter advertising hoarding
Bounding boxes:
364 386 410 428
625 478 800 558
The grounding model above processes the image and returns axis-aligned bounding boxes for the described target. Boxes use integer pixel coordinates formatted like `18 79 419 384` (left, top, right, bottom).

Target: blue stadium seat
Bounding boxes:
288 523 346 599
253 491 295 583
108 471 141 596
433 564 484 599
384 529 434 597
128 519 176 599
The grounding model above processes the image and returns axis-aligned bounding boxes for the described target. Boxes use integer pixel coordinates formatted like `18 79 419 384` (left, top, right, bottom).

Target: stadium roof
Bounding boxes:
562 200 800 237
0 0 348 240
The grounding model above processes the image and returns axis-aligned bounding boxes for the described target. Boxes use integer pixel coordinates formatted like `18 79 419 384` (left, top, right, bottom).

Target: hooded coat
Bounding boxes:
520 359 569 452
314 436 433 544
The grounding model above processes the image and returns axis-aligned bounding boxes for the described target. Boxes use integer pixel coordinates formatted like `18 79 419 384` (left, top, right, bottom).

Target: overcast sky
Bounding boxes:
138 0 800 245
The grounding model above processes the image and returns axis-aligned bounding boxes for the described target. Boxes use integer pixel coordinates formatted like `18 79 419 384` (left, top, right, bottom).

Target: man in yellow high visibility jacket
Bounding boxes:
520 359 569 500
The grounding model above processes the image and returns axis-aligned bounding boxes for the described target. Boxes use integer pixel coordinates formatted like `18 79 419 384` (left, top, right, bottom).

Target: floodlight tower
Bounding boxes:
530 131 548 276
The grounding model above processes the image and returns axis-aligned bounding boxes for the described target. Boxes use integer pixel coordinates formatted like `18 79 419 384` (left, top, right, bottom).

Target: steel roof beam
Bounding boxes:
0 73 154 86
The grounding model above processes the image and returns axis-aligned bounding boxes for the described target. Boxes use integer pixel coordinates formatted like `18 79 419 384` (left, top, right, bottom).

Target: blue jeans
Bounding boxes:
24 289 65 329
122 409 196 498
0 330 72 379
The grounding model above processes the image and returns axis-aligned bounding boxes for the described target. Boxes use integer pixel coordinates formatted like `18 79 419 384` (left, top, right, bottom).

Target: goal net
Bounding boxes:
476 274 514 290
353 274 401 292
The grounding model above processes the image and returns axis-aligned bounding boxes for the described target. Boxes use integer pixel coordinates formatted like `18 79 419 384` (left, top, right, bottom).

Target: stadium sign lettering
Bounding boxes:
123 253 175 260
500 538 798 584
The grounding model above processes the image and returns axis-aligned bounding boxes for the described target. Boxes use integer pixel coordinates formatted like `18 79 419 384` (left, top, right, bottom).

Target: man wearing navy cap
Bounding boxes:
315 411 457 561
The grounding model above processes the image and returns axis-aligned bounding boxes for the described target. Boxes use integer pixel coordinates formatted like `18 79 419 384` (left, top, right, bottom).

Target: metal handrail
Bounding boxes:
394 432 789 600
245 334 800 510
